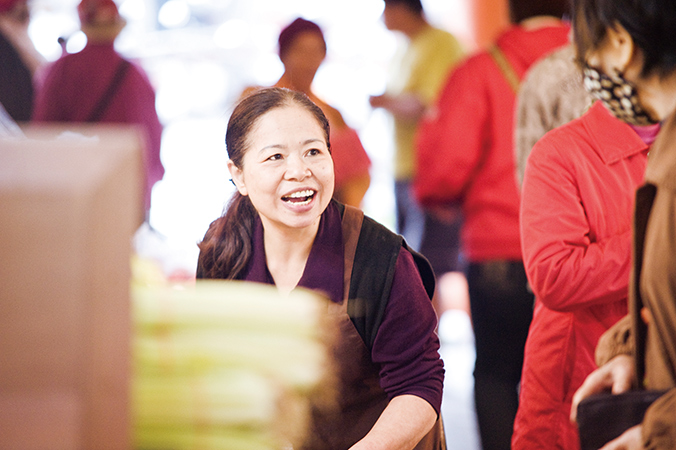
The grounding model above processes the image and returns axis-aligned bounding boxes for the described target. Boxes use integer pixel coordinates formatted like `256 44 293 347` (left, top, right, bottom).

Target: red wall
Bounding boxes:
470 0 510 48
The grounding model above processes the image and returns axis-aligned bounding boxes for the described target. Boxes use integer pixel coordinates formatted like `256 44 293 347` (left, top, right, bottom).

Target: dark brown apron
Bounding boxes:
300 206 446 449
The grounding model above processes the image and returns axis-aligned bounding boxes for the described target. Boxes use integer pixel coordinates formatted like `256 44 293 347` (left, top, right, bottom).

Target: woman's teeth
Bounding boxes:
283 190 315 205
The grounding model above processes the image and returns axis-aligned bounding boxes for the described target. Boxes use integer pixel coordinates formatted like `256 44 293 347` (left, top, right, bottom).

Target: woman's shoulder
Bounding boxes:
313 97 347 129
349 209 434 300
339 204 402 268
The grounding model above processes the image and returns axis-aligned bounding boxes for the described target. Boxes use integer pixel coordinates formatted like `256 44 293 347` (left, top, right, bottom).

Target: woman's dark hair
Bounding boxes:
383 0 423 16
197 87 331 280
509 0 570 23
278 17 326 61
572 0 676 77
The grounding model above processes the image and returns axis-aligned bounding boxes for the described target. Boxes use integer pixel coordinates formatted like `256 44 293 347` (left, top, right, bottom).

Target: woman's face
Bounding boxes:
382 2 407 32
281 31 326 85
229 104 334 234
583 25 660 124
584 29 634 82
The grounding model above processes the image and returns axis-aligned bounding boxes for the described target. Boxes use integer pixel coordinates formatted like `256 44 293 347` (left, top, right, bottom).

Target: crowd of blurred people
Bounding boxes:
4 0 676 448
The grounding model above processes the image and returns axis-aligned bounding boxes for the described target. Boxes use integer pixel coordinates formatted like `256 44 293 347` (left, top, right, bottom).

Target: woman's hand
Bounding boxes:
599 424 643 450
570 354 636 423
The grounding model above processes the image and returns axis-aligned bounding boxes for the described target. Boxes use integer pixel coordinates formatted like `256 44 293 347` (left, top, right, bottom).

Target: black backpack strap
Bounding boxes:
340 203 435 351
87 59 131 122
403 240 436 300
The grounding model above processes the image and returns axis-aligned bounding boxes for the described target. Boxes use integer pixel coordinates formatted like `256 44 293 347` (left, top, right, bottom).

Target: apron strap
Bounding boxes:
341 204 364 303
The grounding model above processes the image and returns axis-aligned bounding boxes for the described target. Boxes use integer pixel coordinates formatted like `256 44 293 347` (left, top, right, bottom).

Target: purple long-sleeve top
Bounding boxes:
244 202 445 414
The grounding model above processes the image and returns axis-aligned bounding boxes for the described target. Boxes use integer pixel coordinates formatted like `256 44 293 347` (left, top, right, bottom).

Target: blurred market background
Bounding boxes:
25 0 487 276
8 0 512 448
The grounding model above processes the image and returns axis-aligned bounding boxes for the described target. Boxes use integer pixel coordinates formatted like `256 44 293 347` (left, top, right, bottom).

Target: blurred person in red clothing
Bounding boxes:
32 0 163 218
565 0 676 448
244 17 372 208
414 1 570 448
514 101 654 450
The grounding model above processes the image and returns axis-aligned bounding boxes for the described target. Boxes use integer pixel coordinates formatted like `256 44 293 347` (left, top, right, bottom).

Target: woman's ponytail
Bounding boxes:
196 192 257 279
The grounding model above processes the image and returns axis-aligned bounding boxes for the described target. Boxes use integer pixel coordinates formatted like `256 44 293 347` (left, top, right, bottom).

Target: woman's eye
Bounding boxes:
307 148 322 156
266 153 283 161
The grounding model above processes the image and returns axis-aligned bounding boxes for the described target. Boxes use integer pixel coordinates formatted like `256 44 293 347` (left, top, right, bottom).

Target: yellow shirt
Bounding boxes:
387 25 464 180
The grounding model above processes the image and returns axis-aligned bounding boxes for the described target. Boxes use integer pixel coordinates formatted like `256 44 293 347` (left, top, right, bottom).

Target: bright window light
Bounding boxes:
158 0 191 29
119 0 146 22
213 19 249 49
28 11 79 61
66 31 87 54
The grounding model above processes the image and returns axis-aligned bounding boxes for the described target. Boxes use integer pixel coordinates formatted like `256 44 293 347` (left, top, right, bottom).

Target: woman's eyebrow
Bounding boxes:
259 138 324 153
302 138 325 146
257 143 286 156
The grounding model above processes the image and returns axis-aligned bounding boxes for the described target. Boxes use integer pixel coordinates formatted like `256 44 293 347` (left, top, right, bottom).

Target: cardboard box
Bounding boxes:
0 125 143 449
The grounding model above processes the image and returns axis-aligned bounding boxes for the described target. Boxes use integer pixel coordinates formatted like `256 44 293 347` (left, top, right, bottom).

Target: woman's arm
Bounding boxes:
350 395 437 450
520 134 633 312
369 93 426 123
597 425 643 450
330 126 371 208
335 173 371 208
362 248 443 448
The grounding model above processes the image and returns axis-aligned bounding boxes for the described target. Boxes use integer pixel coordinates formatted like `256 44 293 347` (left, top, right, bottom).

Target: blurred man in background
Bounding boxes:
370 0 465 316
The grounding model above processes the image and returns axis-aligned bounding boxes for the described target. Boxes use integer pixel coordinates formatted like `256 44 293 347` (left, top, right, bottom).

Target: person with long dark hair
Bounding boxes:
197 87 445 450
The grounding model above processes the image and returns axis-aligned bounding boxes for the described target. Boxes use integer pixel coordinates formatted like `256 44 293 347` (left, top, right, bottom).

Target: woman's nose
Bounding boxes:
285 155 311 180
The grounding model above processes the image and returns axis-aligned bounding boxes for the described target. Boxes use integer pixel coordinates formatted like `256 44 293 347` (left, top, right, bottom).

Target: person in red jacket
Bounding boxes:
513 101 654 449
414 1 570 449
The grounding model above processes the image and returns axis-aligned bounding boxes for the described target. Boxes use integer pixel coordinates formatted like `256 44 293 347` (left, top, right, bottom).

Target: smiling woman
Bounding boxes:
228 100 334 236
195 87 447 450
197 87 332 282
226 95 335 293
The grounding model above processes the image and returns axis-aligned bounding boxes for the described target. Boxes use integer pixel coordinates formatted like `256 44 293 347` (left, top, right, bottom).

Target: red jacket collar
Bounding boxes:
583 101 650 165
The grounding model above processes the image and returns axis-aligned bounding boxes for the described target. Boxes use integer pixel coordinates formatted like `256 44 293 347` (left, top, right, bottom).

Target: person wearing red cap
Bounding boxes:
244 17 372 209
32 0 163 217
0 0 44 122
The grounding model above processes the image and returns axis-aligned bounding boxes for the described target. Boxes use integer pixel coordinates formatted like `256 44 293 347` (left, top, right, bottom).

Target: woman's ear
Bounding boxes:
607 22 636 74
227 160 248 196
